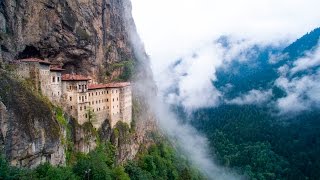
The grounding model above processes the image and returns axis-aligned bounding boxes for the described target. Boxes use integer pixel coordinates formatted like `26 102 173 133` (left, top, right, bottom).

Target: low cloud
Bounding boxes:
275 70 320 114
226 89 273 105
290 45 320 74
163 37 271 110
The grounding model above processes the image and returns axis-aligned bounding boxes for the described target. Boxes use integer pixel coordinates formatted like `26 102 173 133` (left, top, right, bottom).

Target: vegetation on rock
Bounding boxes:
0 142 203 180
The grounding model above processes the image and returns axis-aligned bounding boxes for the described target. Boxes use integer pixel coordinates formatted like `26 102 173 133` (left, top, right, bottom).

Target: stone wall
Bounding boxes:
48 71 62 103
120 86 132 126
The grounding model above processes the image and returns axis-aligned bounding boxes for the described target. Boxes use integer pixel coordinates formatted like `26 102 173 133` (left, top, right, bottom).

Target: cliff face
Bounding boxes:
0 72 66 168
0 0 138 82
0 0 157 168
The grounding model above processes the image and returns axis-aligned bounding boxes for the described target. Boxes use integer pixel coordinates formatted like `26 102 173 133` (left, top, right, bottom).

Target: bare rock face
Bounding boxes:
0 0 137 82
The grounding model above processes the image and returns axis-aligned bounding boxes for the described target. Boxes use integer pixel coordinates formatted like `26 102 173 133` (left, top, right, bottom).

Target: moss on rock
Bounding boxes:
0 70 60 140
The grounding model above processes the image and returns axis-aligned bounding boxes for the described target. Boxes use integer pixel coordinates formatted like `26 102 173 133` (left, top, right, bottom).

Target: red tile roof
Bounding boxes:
50 66 65 71
88 82 131 90
105 82 131 88
61 74 91 81
88 84 108 90
18 58 51 65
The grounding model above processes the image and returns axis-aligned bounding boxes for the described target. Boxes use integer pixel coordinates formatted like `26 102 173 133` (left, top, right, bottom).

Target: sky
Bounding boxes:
131 0 320 72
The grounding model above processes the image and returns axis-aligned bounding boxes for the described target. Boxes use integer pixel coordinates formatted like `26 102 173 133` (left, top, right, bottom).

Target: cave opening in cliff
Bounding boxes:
17 45 42 59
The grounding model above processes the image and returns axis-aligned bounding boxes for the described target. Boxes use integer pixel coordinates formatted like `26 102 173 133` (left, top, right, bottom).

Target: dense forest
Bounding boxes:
188 106 320 179
0 141 203 180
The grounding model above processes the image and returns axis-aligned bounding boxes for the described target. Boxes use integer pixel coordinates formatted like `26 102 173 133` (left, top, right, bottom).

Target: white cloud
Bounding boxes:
290 45 320 74
161 38 270 110
277 65 290 76
174 45 223 109
275 70 320 114
268 52 289 64
226 89 273 105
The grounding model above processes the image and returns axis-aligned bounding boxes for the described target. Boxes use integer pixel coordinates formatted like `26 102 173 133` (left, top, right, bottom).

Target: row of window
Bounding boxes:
68 96 120 104
79 95 87 102
88 89 119 97
52 76 60 83
68 84 87 91
78 84 87 91
51 92 60 96
78 104 119 112
82 112 120 119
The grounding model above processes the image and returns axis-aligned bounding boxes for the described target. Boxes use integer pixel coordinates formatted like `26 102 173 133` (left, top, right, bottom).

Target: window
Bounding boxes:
107 99 109 102
92 101 94 105
80 106 82 111
112 90 114 93
70 106 73 110
107 91 109 94
96 92 97 95
89 93 90 97
52 76 55 82
113 98 114 102
58 92 60 95
57 77 60 82
85 114 88 118
117 97 118 101
70 97 72 101
79 85 81 90
99 100 101 103
79 97 81 101
89 102 91 105
84 106 86 110
96 101 98 104
69 86 72 90
85 85 87 89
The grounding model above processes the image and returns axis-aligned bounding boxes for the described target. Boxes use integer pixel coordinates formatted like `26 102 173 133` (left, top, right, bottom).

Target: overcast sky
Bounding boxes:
131 0 320 71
